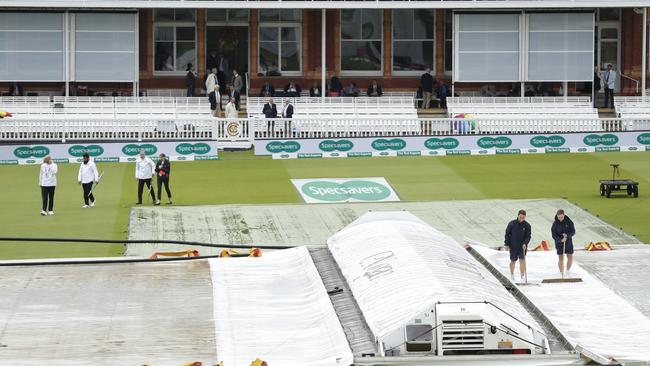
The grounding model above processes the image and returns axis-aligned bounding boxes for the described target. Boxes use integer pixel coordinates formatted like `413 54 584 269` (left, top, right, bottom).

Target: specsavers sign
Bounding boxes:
291 177 400 204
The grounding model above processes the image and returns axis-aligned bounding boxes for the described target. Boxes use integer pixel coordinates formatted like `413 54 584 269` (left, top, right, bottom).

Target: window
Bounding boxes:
444 10 453 72
393 9 434 73
259 10 301 75
206 9 249 23
341 9 382 73
153 9 196 73
0 13 64 81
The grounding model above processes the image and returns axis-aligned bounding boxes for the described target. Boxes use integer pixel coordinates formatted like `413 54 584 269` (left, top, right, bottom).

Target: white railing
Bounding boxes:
447 96 592 104
247 96 415 106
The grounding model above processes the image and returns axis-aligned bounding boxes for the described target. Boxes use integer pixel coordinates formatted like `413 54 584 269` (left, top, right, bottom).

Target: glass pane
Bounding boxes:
75 52 135 81
154 9 174 22
0 51 63 81
260 9 279 22
76 31 135 52
0 31 62 51
341 9 361 40
176 41 195 71
459 32 519 52
393 40 433 71
154 26 173 42
207 10 227 22
281 42 300 71
341 40 382 71
529 51 592 81
228 9 249 22
362 9 382 40
599 8 620 21
529 13 593 31
281 27 298 42
529 31 593 52
406 325 433 342
175 9 196 22
459 13 519 32
0 13 62 31
601 28 618 40
176 26 195 41
259 41 279 73
260 27 279 41
458 53 519 81
414 9 434 39
600 42 617 69
154 41 174 71
76 13 135 31
445 40 452 71
445 10 452 40
280 9 301 22
393 10 413 40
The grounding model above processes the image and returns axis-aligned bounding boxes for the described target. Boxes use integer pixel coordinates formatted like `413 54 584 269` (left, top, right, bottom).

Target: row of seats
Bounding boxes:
614 96 650 120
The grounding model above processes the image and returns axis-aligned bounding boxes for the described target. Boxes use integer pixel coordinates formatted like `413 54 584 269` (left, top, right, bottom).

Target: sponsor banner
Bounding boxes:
1 141 218 164
621 146 644 152
323 152 348 158
291 177 400 204
254 131 650 157
0 160 19 165
272 153 298 159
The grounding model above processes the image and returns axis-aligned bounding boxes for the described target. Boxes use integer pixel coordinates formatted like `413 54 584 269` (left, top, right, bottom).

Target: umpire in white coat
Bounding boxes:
135 149 156 204
78 153 99 208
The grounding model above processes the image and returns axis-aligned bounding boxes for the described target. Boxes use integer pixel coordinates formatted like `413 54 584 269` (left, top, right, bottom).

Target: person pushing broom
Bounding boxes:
551 209 576 278
504 209 532 283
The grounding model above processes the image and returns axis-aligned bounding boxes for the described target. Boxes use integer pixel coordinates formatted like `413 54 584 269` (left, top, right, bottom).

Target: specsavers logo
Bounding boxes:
301 180 391 202
266 141 301 153
175 143 211 155
637 133 650 145
68 144 104 157
424 137 459 150
530 135 566 148
583 134 619 146
319 140 354 152
476 136 512 149
13 146 50 159
372 138 406 151
122 144 158 156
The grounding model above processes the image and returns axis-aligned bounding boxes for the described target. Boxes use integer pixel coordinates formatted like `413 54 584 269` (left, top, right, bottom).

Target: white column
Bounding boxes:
643 8 647 96
64 11 69 96
134 11 139 97
321 9 326 100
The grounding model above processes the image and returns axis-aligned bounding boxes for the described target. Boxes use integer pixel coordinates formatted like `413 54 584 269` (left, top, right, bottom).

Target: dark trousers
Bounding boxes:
82 182 95 205
186 86 194 97
137 179 156 203
157 177 172 200
40 186 55 211
604 88 614 108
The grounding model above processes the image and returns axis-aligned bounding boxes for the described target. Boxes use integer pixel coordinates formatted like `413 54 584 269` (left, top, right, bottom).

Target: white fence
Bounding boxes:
448 96 591 104
1 117 644 143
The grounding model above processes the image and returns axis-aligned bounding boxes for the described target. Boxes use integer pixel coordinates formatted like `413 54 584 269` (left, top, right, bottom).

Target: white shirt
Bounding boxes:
205 73 218 94
135 156 155 180
604 70 617 89
282 103 291 118
225 102 238 118
78 160 99 184
39 162 58 187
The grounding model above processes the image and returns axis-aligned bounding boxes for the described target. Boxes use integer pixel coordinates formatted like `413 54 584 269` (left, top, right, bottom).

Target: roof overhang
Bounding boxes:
0 0 645 10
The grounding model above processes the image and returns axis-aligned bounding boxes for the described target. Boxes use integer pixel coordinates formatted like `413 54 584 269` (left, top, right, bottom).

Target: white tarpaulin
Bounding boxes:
472 245 650 362
327 211 541 341
209 247 353 366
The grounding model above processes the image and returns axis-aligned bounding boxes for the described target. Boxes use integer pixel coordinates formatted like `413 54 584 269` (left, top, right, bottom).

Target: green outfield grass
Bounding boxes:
0 151 648 259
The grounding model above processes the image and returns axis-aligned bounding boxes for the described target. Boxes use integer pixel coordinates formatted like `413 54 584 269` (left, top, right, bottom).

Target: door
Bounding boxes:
206 26 249 90
596 9 621 92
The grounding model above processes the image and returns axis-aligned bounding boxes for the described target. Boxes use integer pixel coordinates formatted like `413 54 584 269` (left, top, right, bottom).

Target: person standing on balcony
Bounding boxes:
39 155 58 216
232 69 243 94
217 53 229 92
603 63 617 109
593 66 601 107
225 96 238 119
185 63 197 97
227 83 241 110
420 68 434 109
206 68 219 117
263 97 278 135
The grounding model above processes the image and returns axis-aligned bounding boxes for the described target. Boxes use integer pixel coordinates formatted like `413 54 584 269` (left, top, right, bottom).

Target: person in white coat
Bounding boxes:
225 96 238 119
39 155 58 216
135 150 156 204
78 153 99 208
603 63 617 108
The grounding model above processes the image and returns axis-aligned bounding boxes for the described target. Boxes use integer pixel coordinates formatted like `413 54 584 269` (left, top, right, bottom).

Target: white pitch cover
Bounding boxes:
209 247 353 366
327 211 540 341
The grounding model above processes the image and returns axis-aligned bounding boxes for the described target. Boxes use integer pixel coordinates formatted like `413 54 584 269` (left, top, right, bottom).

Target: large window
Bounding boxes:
455 13 520 82
527 13 594 81
259 10 301 75
74 13 136 82
392 9 434 73
153 9 196 73
0 13 64 81
341 9 382 73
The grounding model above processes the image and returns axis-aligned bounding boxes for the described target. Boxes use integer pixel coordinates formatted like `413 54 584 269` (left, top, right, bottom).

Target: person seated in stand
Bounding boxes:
343 82 359 97
309 82 322 97
259 81 275 97
328 76 342 96
436 78 449 109
284 81 301 97
366 80 383 97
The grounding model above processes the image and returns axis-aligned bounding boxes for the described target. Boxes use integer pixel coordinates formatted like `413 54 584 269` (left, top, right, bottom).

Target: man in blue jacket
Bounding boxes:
551 209 576 278
505 210 532 282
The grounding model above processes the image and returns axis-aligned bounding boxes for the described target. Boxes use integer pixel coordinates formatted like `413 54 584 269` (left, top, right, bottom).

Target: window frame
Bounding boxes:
391 9 435 76
340 9 383 76
152 9 197 76
206 9 249 25
258 11 302 76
